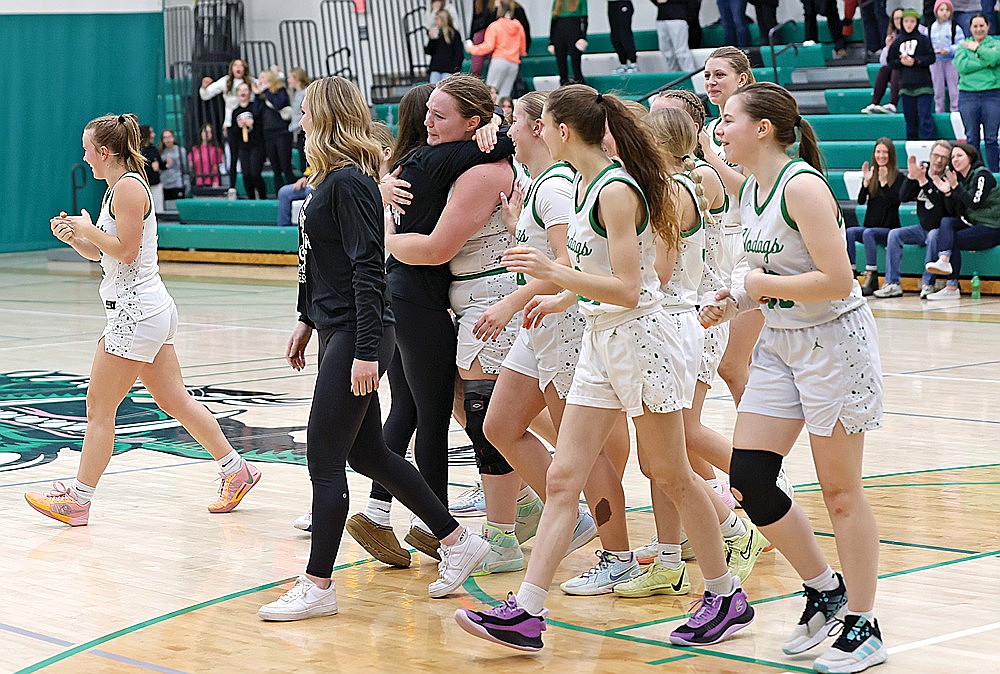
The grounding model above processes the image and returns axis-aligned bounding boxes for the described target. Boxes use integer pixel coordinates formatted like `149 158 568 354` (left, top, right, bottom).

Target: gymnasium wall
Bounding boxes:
0 1 163 253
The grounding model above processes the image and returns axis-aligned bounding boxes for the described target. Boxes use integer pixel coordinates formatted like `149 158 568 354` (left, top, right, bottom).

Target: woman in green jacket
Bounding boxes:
954 13 1000 171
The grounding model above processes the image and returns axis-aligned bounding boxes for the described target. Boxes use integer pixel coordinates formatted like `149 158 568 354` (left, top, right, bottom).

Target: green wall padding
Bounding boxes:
0 12 164 252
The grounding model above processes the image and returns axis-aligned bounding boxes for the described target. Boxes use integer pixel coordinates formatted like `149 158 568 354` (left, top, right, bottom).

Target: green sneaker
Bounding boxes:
471 524 525 576
514 497 543 544
725 519 768 582
613 560 690 598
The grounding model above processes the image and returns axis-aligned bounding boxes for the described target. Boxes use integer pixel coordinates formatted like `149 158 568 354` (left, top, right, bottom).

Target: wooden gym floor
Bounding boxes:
0 251 997 673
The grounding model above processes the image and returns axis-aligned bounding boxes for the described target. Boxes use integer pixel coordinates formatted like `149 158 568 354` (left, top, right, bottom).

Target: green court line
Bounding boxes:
811 531 977 555
794 461 1000 489
796 481 1000 494
462 579 814 673
646 654 697 665
16 557 377 674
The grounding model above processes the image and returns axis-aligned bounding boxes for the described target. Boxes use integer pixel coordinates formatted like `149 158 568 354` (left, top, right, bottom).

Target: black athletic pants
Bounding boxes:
369 296 455 507
264 132 297 191
608 1 637 64
551 17 587 85
803 0 845 50
306 326 458 579
237 145 267 199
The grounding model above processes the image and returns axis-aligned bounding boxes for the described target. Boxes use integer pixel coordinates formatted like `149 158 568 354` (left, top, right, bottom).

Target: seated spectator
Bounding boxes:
139 124 165 213
847 138 907 295
254 67 297 191
159 129 188 203
191 123 224 188
229 82 267 200
466 1 527 99
426 8 465 84
889 9 937 140
876 140 954 297
924 142 1000 298
954 13 1000 171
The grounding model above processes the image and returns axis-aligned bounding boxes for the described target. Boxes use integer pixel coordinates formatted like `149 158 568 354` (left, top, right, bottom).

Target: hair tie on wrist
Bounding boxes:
118 114 126 124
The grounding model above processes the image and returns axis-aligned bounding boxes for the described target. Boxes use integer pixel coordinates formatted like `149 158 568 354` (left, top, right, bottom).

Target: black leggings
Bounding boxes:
370 296 456 507
306 326 458 578
551 16 587 85
237 145 267 199
608 1 636 64
264 132 297 191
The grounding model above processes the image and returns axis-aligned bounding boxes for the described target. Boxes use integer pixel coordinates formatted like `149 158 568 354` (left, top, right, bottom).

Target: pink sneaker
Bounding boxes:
25 482 91 526
208 461 261 513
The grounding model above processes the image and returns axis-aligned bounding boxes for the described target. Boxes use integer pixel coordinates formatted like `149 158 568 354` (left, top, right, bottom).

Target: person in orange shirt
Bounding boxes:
466 1 527 99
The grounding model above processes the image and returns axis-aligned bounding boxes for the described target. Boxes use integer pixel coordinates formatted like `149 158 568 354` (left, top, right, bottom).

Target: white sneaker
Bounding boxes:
925 259 952 275
873 282 902 298
882 103 897 113
926 286 960 300
860 104 877 114
777 467 795 500
449 482 486 517
634 534 696 564
292 510 312 532
559 550 642 595
565 509 598 556
258 575 338 621
428 528 491 598
920 284 935 299
613 64 628 74
625 63 639 73
802 39 817 46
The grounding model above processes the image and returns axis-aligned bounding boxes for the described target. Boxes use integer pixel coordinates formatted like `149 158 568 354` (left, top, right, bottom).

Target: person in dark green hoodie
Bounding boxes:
954 13 1000 170
887 9 937 140
924 141 1000 298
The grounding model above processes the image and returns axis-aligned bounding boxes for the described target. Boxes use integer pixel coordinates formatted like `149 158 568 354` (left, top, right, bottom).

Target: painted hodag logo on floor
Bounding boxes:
0 370 477 472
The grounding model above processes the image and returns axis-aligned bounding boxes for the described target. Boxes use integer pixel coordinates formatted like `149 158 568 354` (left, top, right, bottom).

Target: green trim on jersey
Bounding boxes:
453 266 509 281
528 161 574 229
673 172 704 238
753 159 802 216
575 162 621 215
108 172 153 220
586 177 651 238
696 159 728 214
778 165 845 232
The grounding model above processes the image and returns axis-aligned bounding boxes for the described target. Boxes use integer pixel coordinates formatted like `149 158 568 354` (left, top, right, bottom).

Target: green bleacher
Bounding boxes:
176 198 279 225
159 223 297 253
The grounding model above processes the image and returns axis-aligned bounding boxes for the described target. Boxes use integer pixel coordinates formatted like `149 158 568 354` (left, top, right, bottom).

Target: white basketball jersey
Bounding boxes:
696 160 727 296
449 187 516 280
515 161 575 286
96 172 172 318
739 159 865 329
567 162 663 317
705 117 742 230
660 172 704 311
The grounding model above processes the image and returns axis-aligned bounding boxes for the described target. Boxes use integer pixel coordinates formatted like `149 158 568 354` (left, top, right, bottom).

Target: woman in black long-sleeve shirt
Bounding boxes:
846 137 906 295
257 76 489 623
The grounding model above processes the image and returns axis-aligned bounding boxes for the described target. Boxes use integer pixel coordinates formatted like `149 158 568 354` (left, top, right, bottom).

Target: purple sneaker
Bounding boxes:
454 593 548 652
669 587 754 646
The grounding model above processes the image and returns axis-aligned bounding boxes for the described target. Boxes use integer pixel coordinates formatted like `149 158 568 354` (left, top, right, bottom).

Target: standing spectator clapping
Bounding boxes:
199 59 252 187
254 68 297 192
229 82 267 199
888 10 937 139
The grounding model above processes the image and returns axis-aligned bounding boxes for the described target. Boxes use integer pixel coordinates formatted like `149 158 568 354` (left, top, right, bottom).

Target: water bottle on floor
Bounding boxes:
971 272 981 300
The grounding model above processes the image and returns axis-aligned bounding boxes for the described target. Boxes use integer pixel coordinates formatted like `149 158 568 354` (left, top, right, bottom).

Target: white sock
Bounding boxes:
804 566 840 593
69 479 95 505
364 498 391 526
705 478 720 490
487 520 516 536
517 485 538 504
517 582 548 615
720 512 747 539
704 572 738 596
656 543 683 569
217 449 246 477
608 550 634 564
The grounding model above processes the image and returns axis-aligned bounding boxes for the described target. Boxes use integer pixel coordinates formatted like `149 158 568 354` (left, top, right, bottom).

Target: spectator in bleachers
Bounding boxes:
753 0 780 45
139 124 165 213
466 1 526 98
229 82 267 200
847 137 907 295
888 10 937 139
549 0 589 85
801 0 848 58
498 96 514 121
159 129 188 204
427 0 458 29
863 8 906 112
930 0 966 112
609 0 639 73
952 0 981 35
254 68 297 193
651 0 696 71
716 0 750 47
861 0 890 58
955 13 1000 170
191 123 224 188
200 59 253 186
925 141 1000 296
427 8 465 83
469 0 498 78
288 68 311 174
875 140 953 297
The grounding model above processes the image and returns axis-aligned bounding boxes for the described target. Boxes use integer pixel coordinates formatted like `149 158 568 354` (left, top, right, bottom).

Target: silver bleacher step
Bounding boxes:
791 65 869 85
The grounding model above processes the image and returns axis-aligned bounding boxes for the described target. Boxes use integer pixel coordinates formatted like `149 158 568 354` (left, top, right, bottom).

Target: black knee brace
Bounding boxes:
463 380 513 476
729 448 792 527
